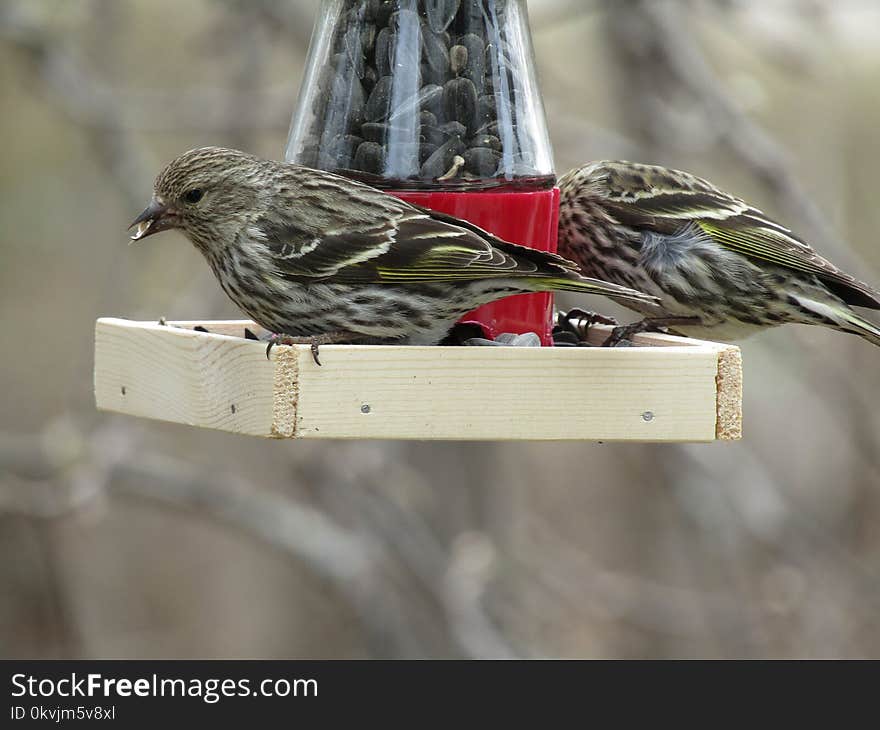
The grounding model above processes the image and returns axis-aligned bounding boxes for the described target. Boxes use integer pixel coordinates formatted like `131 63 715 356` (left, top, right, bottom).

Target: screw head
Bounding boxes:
361 404 371 414
642 411 654 422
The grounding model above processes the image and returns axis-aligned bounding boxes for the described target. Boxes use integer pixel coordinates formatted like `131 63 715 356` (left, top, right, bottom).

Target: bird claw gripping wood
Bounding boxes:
602 317 702 347
265 334 324 366
555 308 619 344
265 331 359 365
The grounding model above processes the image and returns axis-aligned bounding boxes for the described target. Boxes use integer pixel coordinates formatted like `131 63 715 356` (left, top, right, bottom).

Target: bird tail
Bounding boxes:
536 274 659 307
796 294 880 347
837 308 880 347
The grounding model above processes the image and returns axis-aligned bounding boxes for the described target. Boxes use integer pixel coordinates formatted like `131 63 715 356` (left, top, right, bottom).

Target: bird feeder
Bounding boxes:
94 0 744 442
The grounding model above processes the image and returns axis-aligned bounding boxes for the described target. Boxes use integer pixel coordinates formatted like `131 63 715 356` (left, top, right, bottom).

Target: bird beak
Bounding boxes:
129 198 177 241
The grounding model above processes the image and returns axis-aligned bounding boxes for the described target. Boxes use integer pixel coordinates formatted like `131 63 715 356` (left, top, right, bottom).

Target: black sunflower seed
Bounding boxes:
319 134 362 170
354 141 386 174
421 125 445 147
449 45 468 76
360 122 390 143
419 135 466 179
463 147 501 177
419 142 439 163
475 120 501 137
469 133 502 151
443 77 479 134
324 71 365 128
374 0 393 27
477 93 499 127
458 33 485 90
385 83 441 125
364 75 394 122
362 64 378 94
375 27 393 77
416 83 445 119
424 0 460 34
422 30 450 79
437 120 467 138
360 23 376 55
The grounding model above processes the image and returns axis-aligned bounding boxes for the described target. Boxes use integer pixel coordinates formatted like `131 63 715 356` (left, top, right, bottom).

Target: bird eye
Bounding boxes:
183 188 204 204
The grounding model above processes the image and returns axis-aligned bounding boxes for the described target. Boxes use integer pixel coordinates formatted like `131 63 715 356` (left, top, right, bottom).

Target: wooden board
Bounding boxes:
94 318 742 442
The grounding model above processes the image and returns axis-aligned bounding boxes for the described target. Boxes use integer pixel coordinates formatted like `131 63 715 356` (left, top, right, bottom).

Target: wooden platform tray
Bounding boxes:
94 318 742 442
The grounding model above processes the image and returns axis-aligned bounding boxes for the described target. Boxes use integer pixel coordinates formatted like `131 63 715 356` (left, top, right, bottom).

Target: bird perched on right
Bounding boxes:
558 161 880 347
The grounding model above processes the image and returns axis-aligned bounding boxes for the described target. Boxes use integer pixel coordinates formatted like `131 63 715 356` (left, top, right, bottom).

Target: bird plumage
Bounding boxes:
558 160 880 346
133 147 657 345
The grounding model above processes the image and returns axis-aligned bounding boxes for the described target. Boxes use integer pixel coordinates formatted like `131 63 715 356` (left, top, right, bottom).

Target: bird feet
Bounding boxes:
553 308 619 346
265 332 354 366
602 317 702 347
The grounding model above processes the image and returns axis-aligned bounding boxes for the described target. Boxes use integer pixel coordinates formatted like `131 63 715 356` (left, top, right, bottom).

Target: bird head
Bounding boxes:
129 146 266 251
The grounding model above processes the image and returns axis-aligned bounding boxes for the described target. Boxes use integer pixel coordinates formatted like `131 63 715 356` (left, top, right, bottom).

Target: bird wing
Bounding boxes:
596 161 880 309
257 196 581 285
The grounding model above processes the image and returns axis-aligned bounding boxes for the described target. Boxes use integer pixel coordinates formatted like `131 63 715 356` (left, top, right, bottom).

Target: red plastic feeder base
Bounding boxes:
393 188 561 346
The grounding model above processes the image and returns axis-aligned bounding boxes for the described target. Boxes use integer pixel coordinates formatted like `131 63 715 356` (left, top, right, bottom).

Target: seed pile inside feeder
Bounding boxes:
293 0 550 190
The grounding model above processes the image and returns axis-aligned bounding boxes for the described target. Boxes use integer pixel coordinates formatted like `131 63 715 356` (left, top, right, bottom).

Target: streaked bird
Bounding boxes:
558 161 880 347
130 147 657 357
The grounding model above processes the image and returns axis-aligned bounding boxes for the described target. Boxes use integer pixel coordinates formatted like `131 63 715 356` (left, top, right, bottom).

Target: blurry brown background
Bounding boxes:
2 0 879 658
